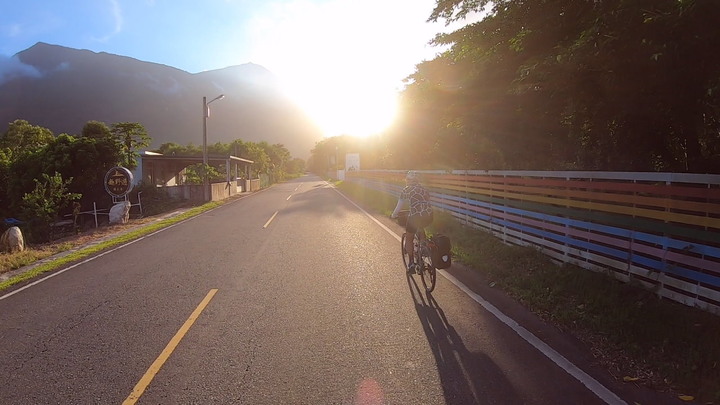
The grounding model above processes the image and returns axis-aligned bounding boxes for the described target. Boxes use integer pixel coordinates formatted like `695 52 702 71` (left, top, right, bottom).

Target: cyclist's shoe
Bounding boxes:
406 262 417 274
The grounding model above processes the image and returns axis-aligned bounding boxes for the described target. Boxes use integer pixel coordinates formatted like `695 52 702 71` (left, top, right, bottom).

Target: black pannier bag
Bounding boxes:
429 234 452 269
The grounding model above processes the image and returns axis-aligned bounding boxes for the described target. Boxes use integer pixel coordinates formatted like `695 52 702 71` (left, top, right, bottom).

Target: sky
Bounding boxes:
0 0 471 138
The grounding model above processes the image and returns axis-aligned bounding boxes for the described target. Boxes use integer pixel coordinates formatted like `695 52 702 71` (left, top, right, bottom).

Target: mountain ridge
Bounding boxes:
1 42 321 159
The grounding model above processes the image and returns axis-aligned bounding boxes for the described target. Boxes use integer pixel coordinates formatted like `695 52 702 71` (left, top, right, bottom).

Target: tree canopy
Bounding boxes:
81 120 112 140
0 120 54 160
364 0 720 173
153 139 301 182
1 117 304 240
111 122 151 170
0 120 149 221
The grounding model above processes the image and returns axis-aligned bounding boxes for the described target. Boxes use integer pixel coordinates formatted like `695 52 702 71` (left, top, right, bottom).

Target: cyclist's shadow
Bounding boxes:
405 275 520 405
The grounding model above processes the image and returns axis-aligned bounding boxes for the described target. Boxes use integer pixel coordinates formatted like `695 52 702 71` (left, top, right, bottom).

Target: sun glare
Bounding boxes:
246 0 417 139
285 83 398 139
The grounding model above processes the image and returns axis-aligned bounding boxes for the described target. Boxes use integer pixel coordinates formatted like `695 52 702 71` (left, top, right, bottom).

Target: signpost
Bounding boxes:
345 153 360 171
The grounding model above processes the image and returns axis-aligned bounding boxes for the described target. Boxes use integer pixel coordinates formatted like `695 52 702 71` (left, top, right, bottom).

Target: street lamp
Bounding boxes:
203 94 225 201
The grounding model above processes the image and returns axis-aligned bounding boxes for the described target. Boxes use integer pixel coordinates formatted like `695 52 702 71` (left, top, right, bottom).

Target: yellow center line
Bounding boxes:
263 211 279 228
122 289 218 405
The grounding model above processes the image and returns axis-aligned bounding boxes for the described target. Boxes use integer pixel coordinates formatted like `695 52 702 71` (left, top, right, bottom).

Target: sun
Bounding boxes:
245 1 407 139
285 82 398 139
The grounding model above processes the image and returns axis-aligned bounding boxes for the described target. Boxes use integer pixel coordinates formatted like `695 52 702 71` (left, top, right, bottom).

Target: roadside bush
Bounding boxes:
20 172 81 243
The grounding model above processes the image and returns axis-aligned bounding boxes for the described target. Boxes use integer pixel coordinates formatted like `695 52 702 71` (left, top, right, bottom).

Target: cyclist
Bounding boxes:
391 171 434 272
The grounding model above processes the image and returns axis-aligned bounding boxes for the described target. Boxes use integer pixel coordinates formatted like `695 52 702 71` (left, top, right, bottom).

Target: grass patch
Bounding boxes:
337 181 720 403
0 201 222 291
336 180 398 215
0 243 73 271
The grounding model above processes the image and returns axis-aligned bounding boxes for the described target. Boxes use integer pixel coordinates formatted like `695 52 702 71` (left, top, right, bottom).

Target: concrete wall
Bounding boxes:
245 179 261 192
165 184 204 201
163 180 246 203
209 181 242 201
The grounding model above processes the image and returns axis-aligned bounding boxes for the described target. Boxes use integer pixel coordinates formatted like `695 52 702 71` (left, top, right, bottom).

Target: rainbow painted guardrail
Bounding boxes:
346 170 720 315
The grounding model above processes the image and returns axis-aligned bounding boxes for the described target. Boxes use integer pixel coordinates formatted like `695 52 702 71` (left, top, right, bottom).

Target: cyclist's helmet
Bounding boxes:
405 170 419 183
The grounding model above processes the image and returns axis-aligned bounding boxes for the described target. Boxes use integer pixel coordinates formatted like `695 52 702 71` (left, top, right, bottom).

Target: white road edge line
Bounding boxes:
441 271 626 405
330 184 626 405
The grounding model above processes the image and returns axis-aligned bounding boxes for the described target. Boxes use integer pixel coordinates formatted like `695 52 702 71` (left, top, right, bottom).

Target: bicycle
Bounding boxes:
396 210 437 293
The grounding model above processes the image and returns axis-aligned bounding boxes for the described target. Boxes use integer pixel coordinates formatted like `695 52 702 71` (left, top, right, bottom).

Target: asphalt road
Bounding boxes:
0 175 687 404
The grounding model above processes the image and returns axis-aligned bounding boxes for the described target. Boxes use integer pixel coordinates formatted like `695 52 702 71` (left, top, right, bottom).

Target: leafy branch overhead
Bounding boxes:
385 0 720 172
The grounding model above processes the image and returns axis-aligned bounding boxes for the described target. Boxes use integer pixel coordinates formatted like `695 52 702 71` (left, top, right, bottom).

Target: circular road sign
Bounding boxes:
104 166 134 198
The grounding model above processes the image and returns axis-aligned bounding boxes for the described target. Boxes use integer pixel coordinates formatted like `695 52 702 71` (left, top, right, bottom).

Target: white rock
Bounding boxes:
109 201 131 224
1 226 25 253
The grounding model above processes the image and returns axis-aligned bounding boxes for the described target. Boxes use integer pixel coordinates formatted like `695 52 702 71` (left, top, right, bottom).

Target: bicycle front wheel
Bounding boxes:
401 233 411 270
419 244 436 292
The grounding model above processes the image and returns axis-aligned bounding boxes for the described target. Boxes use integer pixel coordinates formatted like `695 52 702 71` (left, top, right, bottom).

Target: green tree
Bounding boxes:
183 163 224 184
392 0 720 172
257 142 291 181
111 122 151 170
81 121 112 139
1 121 56 215
307 135 394 173
238 142 270 178
286 158 306 174
308 137 337 174
43 134 123 206
6 132 123 215
0 148 12 218
154 142 201 156
0 119 54 159
21 172 81 242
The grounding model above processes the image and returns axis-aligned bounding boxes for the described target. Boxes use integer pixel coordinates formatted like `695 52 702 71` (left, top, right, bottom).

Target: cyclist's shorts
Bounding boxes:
406 212 433 234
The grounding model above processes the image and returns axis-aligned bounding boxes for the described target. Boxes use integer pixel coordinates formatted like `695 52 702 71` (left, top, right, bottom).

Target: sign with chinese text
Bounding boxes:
104 167 133 198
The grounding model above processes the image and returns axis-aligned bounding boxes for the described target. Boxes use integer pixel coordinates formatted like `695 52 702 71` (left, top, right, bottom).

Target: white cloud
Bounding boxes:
110 0 124 33
92 0 124 43
55 61 71 72
0 55 41 85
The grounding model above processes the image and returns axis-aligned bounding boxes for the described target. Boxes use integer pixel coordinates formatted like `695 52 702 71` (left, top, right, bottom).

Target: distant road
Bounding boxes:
0 175 682 404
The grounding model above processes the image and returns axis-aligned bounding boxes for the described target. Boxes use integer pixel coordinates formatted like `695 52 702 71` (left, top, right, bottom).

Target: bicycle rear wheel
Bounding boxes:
419 244 436 292
401 233 411 270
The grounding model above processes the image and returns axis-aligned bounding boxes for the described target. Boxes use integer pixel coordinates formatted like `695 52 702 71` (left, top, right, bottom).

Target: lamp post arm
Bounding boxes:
208 94 225 106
